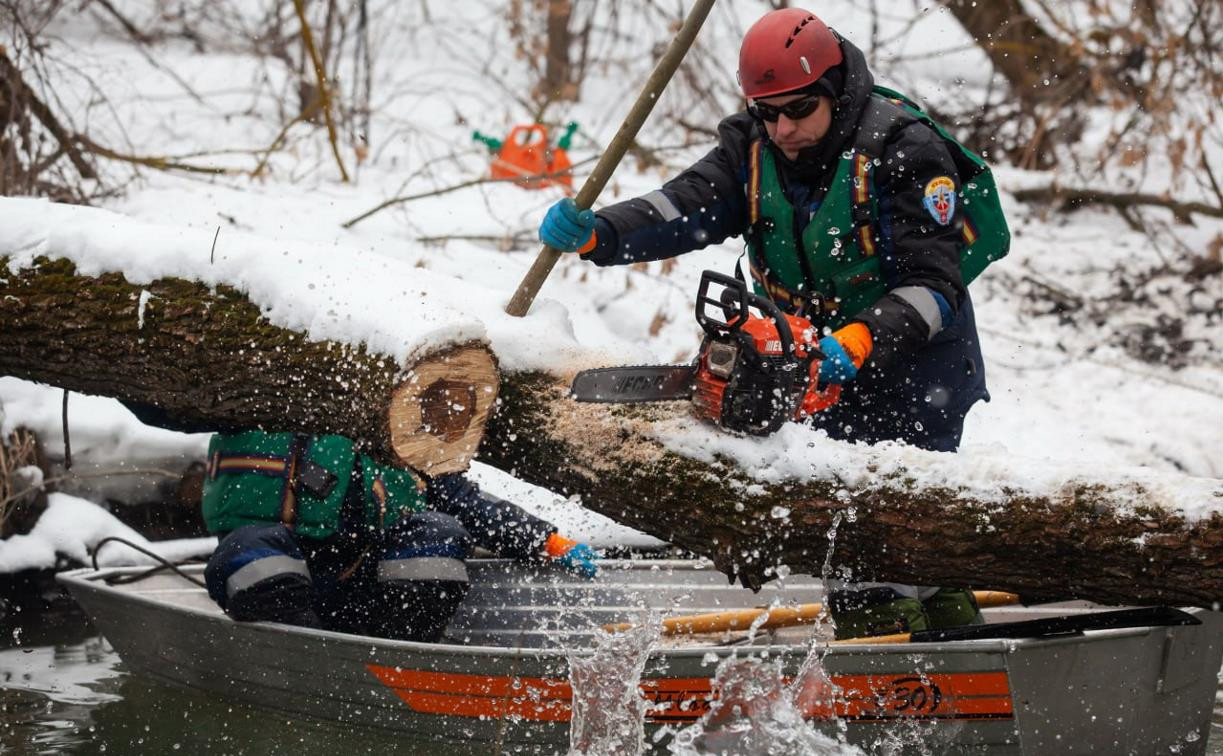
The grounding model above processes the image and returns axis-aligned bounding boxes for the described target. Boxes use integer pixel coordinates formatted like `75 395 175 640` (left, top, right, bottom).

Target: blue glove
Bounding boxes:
816 335 859 386
539 198 595 253
546 533 600 578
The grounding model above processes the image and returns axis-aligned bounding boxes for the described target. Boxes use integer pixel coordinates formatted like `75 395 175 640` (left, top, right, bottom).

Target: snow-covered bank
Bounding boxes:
0 492 215 574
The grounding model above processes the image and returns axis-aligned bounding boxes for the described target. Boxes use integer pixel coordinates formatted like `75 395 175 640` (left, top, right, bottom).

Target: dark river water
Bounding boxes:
0 599 470 755
3 598 1222 755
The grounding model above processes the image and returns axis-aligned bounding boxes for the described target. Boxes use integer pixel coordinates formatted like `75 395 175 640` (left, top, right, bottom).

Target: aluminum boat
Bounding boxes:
58 560 1222 754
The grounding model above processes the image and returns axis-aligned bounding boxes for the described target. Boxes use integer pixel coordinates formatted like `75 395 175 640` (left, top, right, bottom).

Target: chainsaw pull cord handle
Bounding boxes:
504 0 718 317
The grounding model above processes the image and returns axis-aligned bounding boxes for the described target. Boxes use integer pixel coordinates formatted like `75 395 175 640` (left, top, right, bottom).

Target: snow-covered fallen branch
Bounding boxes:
0 492 214 574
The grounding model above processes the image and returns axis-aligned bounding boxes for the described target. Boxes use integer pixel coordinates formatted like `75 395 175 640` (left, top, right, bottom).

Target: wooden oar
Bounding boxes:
603 590 1021 636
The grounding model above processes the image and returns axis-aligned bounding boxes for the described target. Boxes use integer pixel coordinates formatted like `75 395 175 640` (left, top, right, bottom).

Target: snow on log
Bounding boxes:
481 372 1223 609
0 255 497 475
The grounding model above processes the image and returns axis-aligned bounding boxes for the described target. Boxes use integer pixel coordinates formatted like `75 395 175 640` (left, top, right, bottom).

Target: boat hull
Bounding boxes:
58 561 1222 754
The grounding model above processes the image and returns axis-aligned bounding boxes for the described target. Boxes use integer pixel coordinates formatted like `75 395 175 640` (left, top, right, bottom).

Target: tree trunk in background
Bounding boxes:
541 0 577 101
0 256 498 475
940 0 1091 106
480 372 1222 609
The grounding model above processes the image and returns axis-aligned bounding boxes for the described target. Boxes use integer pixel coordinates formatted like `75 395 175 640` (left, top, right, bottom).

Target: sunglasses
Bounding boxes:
747 95 822 123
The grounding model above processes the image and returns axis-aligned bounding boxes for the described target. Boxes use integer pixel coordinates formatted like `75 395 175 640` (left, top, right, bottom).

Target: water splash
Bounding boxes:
668 655 859 755
820 511 845 583
567 617 661 756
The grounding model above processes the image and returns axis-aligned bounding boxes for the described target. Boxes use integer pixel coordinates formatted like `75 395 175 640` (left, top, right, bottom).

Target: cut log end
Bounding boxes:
387 345 500 475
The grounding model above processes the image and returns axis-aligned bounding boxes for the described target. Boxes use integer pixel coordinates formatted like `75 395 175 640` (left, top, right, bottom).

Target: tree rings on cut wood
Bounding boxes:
388 346 499 475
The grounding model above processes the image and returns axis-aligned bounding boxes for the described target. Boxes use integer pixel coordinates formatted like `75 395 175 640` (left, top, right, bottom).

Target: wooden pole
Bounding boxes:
504 0 717 317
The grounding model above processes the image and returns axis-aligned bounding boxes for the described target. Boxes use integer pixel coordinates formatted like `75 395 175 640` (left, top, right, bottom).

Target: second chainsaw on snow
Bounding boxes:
569 270 841 436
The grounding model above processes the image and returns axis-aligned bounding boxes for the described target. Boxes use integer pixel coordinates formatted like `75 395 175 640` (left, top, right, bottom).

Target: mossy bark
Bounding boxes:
0 256 495 473
481 372 1223 609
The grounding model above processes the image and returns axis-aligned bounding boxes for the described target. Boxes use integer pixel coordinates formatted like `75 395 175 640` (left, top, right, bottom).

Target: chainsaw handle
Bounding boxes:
695 270 796 358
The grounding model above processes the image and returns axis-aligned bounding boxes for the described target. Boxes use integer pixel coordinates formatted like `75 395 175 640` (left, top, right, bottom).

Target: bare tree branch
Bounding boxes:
1013 185 1223 223
291 0 349 182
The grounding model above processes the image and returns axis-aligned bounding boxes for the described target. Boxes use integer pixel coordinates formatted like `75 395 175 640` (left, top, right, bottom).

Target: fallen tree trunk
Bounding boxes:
481 373 1223 609
4 258 1219 608
0 256 497 475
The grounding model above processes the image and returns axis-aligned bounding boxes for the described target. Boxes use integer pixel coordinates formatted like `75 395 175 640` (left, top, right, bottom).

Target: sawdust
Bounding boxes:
543 374 692 473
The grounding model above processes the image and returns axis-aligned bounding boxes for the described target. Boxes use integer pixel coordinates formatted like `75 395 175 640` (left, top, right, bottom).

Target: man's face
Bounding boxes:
758 94 834 160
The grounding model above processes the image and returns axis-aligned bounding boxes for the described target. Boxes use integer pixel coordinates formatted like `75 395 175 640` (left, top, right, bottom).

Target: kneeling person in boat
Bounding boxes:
200 430 598 641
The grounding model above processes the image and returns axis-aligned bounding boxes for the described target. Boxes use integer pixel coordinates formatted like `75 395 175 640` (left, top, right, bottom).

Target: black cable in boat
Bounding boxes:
90 536 209 589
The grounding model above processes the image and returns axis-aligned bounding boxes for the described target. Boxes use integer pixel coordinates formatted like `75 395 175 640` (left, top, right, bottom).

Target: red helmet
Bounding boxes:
738 9 843 100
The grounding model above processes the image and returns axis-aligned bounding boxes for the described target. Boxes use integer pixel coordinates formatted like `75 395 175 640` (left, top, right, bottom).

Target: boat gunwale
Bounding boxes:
56 564 1198 660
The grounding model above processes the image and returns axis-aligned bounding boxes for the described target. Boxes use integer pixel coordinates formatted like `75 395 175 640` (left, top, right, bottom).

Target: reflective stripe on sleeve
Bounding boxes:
225 555 310 598
639 190 681 222
378 557 469 584
891 286 944 340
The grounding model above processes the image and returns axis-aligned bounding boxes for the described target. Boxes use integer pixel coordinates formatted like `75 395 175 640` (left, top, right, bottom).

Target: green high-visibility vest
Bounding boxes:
746 86 1010 329
201 431 428 540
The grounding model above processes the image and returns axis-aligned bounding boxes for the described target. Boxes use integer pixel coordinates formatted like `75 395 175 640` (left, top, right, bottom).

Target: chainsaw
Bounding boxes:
570 270 841 436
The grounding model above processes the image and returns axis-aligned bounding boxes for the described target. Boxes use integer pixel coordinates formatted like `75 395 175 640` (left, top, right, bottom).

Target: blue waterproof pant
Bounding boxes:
204 512 472 642
810 294 989 452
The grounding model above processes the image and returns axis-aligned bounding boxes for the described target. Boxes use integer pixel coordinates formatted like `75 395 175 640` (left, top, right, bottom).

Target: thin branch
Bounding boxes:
978 325 1223 400
1013 185 1223 221
0 467 183 510
342 156 597 229
251 111 310 178
291 0 349 183
343 140 704 229
61 389 71 471
414 231 537 247
76 134 241 175
90 0 154 44
0 46 96 179
1200 154 1223 210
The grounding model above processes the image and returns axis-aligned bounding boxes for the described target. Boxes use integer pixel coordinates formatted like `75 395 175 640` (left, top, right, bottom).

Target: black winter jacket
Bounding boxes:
582 37 967 370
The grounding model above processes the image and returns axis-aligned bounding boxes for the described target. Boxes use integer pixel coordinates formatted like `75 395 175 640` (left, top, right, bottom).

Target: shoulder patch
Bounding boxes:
922 176 956 226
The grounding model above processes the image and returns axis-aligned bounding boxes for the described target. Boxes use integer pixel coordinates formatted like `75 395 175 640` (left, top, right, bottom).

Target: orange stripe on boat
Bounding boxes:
808 672 1013 720
367 665 1013 724
369 666 572 698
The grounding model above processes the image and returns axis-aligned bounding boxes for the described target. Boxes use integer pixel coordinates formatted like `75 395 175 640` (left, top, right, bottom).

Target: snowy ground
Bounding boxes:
1 0 1220 569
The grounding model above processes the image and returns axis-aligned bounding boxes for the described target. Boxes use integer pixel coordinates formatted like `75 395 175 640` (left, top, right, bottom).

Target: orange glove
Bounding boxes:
827 322 873 372
545 532 599 577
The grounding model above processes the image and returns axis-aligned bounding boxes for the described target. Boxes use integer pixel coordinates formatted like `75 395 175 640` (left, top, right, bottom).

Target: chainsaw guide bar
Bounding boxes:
569 365 696 403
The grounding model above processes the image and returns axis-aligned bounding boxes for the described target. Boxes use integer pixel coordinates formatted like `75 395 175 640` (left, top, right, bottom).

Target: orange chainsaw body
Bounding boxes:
691 303 840 428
